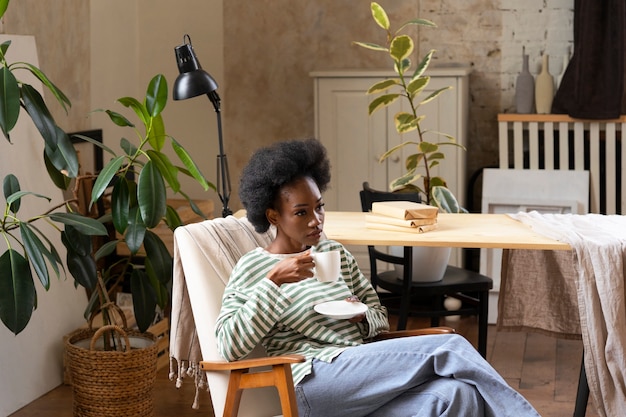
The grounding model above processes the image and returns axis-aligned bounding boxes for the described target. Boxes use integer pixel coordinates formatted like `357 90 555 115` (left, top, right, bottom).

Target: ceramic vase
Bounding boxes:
515 50 535 114
390 246 451 282
535 54 554 114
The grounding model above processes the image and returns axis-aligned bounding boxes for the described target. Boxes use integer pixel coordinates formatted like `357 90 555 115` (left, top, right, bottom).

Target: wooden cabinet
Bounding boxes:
311 68 470 267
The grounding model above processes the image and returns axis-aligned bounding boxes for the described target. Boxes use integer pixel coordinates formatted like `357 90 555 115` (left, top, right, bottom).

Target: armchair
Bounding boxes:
171 215 454 417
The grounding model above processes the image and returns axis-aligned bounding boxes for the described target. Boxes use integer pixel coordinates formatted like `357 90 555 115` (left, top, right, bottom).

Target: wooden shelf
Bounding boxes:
498 113 626 123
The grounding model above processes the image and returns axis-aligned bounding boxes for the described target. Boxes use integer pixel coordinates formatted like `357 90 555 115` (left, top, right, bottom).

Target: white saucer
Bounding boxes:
314 300 368 319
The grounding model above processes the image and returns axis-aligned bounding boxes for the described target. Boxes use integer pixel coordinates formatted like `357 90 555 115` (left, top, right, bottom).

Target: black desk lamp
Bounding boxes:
173 34 232 217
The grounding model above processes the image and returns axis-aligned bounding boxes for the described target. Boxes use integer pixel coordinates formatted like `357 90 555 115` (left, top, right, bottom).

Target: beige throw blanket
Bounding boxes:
507 212 626 417
168 216 275 408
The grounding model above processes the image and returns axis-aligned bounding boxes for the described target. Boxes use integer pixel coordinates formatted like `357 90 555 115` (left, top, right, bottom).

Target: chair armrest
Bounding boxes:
372 326 455 341
200 354 305 371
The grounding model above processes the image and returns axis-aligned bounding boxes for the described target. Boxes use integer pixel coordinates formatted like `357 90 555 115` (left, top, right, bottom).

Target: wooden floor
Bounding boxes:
10 315 599 417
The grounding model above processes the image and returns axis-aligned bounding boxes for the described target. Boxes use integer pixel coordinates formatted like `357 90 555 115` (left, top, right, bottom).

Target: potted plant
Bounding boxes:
354 2 466 281
0 0 212 336
353 2 466 213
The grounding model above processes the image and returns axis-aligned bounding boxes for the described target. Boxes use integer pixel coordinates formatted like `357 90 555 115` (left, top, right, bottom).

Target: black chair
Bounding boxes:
359 182 493 357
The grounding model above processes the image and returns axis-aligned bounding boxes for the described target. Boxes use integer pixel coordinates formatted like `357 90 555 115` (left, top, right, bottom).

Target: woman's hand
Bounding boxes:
267 250 315 286
346 295 365 323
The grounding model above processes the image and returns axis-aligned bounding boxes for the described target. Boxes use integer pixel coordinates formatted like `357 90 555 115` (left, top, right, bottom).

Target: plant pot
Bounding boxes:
389 246 451 282
65 325 158 417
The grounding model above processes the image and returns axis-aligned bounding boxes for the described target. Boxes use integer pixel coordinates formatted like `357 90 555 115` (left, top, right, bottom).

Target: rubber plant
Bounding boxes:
0 0 212 335
354 2 466 213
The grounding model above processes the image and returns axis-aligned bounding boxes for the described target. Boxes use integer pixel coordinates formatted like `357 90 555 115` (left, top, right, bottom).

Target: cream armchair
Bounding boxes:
170 215 453 417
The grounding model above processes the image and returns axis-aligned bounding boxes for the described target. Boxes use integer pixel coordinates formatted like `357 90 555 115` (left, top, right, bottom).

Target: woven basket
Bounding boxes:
65 324 158 417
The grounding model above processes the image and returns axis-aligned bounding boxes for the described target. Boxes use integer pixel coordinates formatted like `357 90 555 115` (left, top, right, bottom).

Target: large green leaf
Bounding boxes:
420 86 452 106
371 2 390 30
184 193 210 219
145 257 169 310
118 96 148 127
120 137 138 156
0 0 9 20
137 160 166 228
43 128 79 178
20 223 50 290
367 79 399 95
146 149 180 192
164 205 183 230
94 239 119 261
397 18 437 34
0 66 20 141
406 76 429 98
49 212 108 236
171 138 212 191
13 61 71 113
28 223 63 280
412 49 435 80
389 35 413 63
3 173 20 213
395 112 423 133
43 151 72 190
130 269 157 332
368 93 400 115
91 155 125 203
125 207 146 255
145 74 167 118
0 249 36 335
111 177 130 234
21 84 57 148
102 109 135 128
431 185 466 213
65 249 97 291
352 41 387 52
0 40 11 58
147 113 165 151
60 225 93 257
143 230 172 285
417 141 438 154
6 190 51 205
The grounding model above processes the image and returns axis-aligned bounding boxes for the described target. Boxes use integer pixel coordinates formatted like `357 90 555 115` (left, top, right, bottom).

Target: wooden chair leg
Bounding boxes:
274 364 299 417
223 370 245 417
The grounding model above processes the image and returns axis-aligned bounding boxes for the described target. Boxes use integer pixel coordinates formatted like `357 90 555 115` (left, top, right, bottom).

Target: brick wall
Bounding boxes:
417 0 574 207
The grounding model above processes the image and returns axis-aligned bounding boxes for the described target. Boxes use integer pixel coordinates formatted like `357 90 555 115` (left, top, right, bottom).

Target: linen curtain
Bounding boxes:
552 0 626 118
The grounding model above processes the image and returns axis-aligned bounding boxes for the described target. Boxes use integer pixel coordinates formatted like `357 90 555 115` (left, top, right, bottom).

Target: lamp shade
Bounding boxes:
173 40 218 100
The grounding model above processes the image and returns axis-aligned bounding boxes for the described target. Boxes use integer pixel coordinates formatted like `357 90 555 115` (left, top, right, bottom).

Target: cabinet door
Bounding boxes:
315 75 465 212
315 77 395 212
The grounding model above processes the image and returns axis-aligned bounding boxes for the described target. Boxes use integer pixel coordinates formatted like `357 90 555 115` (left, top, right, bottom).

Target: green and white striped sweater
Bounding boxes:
215 239 389 385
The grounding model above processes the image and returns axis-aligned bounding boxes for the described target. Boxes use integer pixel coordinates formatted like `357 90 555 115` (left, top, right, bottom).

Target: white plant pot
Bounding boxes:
389 246 451 282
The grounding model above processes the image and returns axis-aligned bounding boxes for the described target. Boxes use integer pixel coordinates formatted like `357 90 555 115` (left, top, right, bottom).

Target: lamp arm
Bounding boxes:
210 93 232 217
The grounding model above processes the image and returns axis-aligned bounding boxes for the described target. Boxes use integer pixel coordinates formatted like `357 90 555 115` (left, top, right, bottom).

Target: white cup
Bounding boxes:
312 250 341 282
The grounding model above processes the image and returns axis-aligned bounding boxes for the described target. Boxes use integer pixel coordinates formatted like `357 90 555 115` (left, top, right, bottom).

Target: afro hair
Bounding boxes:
239 138 331 232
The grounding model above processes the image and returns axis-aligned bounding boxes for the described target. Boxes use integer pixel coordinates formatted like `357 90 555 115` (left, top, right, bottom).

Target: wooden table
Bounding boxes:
323 212 571 250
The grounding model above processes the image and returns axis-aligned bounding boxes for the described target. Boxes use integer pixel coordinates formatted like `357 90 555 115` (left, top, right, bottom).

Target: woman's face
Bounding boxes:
267 176 325 253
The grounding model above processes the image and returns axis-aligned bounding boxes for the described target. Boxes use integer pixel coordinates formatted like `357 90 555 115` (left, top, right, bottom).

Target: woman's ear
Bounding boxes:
266 208 279 226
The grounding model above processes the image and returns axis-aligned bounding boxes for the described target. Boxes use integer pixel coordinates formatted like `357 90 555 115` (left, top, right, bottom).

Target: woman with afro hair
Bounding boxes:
215 138 540 417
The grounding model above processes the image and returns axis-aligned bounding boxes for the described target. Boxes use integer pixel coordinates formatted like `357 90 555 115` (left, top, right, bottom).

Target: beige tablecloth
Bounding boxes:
499 212 626 417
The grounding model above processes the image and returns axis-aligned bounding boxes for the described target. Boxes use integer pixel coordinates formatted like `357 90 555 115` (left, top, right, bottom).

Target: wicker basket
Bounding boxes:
65 324 158 417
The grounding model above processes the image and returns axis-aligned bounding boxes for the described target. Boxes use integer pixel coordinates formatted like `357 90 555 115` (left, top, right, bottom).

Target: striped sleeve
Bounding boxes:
215 250 290 361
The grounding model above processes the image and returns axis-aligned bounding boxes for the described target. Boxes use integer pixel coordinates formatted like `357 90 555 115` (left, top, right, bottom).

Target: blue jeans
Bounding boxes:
295 334 539 417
